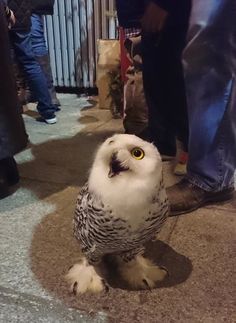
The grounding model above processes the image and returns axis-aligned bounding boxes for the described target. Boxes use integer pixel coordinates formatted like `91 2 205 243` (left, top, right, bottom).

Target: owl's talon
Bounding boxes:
143 279 152 291
102 279 110 293
73 282 78 295
66 261 104 294
119 255 167 290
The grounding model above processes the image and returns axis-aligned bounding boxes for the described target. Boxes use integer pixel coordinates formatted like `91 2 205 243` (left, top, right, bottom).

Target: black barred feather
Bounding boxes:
74 181 169 264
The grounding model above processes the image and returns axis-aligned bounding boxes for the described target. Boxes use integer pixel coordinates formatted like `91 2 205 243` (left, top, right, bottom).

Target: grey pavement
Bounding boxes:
0 94 235 323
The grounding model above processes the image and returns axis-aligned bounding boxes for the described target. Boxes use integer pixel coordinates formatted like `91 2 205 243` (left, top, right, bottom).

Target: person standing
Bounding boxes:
8 0 58 124
166 0 236 214
0 1 28 199
141 0 191 169
30 0 60 108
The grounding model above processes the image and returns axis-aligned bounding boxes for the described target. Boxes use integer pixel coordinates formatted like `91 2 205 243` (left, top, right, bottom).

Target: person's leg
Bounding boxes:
142 31 177 157
10 30 57 122
168 0 236 215
0 163 9 199
30 14 60 107
141 5 190 158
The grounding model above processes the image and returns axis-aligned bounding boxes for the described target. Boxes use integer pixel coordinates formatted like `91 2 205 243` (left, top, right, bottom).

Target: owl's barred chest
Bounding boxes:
75 183 168 236
74 175 168 257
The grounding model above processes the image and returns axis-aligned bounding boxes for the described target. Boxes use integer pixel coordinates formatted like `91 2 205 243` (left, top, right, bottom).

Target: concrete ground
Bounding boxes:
0 94 235 323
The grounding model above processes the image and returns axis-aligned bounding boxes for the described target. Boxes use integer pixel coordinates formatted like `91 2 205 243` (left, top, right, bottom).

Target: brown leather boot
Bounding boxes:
167 178 235 216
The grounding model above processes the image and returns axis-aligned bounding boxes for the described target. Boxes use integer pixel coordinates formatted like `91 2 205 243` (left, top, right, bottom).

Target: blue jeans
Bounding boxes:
10 30 55 119
184 0 236 191
30 14 59 107
30 14 48 56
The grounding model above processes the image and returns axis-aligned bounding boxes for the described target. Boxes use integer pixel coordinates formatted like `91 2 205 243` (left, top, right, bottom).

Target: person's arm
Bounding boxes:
5 5 11 19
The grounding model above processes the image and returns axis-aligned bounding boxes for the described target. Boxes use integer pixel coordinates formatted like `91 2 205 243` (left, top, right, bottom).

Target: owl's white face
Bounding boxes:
91 134 162 180
88 134 164 215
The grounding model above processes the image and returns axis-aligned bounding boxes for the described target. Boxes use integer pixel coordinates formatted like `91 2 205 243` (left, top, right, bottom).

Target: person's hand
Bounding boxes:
141 2 168 33
8 10 16 29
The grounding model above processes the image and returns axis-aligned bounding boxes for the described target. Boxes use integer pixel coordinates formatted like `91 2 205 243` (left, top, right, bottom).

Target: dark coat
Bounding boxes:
116 0 191 28
31 0 55 15
0 2 28 160
116 0 145 28
8 0 31 31
144 0 191 24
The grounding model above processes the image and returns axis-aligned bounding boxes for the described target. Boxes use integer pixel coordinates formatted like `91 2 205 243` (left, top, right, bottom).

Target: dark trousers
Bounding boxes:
141 4 190 156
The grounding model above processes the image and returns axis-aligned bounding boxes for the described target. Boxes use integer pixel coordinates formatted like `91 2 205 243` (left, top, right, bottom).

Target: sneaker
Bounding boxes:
174 151 188 176
167 178 235 216
37 116 57 124
45 116 57 124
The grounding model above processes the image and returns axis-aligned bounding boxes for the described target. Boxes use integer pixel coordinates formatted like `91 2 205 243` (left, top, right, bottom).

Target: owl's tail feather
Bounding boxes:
118 255 168 290
65 257 105 294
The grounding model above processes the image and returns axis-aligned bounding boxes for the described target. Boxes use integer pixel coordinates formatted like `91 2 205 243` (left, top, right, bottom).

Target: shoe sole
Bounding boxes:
174 170 187 176
45 118 57 124
169 189 235 216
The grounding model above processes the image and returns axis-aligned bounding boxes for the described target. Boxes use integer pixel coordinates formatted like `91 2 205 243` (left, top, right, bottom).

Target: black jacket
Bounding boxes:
8 0 31 31
116 0 145 28
31 0 55 15
145 0 191 24
0 2 28 159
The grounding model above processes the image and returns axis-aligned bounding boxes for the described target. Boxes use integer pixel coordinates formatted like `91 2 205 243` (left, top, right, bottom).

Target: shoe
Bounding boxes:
167 178 235 216
45 116 57 124
1 157 19 186
36 116 57 124
161 154 175 162
174 151 188 176
0 176 10 199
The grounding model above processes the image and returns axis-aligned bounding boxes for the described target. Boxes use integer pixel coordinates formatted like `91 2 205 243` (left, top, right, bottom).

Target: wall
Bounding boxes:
44 0 117 89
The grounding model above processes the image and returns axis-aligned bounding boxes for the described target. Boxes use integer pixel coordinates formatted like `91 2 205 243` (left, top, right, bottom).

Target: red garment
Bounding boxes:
119 27 141 81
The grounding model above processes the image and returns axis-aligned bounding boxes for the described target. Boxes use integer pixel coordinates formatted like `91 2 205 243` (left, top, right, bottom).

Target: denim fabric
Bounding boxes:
184 0 236 191
30 14 59 107
10 30 55 119
30 14 48 56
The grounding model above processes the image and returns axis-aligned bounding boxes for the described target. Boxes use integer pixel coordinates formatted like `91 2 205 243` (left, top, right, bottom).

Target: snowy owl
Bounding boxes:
66 134 169 294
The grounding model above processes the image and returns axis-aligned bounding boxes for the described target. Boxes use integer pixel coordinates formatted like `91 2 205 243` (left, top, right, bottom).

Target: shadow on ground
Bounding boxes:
29 197 192 320
16 109 192 321
16 130 118 203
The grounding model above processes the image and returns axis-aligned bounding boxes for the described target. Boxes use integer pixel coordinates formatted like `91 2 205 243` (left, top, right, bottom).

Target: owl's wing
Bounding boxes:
146 181 169 233
74 182 104 232
73 183 108 262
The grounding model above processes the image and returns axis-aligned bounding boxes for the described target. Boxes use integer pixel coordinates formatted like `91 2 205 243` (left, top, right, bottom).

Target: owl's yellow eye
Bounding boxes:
131 147 145 160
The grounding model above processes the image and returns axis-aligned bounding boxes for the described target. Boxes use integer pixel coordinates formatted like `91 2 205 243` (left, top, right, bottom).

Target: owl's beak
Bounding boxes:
108 153 129 178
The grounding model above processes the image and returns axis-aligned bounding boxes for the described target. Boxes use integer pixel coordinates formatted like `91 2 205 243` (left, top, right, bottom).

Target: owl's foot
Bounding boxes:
65 258 106 294
119 255 168 290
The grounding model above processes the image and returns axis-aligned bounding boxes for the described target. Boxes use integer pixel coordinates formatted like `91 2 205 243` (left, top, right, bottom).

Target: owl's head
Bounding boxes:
89 134 162 187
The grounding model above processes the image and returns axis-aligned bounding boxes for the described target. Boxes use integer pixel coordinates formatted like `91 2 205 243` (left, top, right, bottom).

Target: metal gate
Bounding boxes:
44 0 117 89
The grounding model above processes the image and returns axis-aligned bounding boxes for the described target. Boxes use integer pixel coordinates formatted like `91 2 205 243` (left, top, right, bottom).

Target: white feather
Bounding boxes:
88 134 165 229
